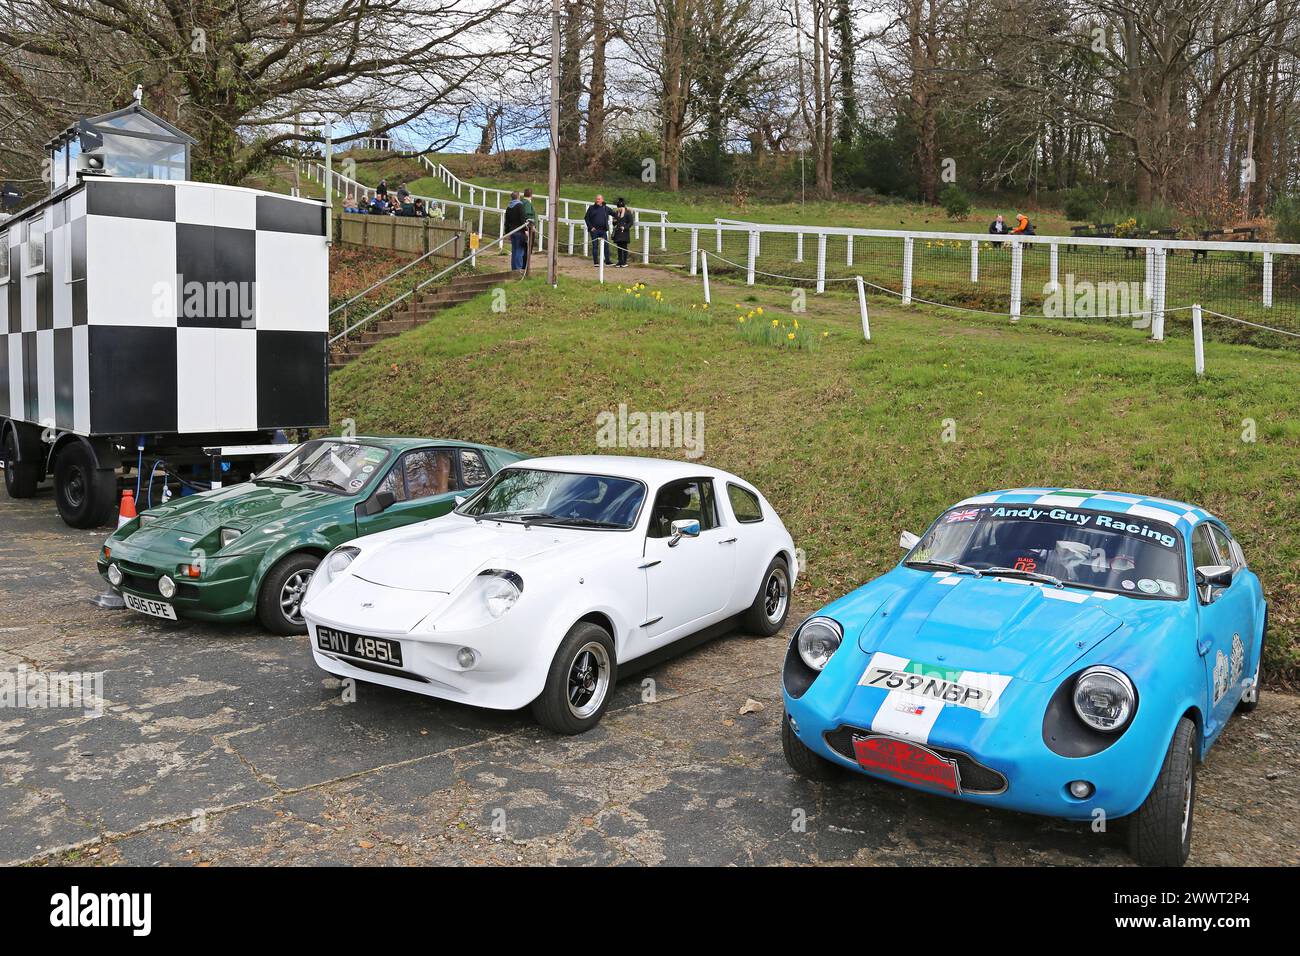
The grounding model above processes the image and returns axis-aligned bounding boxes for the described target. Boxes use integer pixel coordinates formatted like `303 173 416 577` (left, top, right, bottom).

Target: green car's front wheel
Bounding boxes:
258 553 320 635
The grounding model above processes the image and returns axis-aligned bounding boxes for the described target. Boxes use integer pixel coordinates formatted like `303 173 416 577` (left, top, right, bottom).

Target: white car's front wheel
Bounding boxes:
532 622 618 735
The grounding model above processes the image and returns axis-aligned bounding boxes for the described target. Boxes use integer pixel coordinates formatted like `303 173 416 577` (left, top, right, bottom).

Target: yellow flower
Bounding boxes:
756 307 764 315
822 331 829 337
771 319 778 327
702 303 708 309
635 293 641 298
738 317 745 323
787 332 795 340
793 319 799 328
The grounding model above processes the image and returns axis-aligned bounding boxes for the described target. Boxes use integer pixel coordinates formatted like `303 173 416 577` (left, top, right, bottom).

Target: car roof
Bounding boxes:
325 436 501 453
507 454 742 484
952 487 1219 533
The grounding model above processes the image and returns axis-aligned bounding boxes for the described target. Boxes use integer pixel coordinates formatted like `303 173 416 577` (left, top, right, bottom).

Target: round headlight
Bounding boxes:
107 563 123 587
158 575 176 599
481 573 522 618
796 616 843 671
1073 666 1136 732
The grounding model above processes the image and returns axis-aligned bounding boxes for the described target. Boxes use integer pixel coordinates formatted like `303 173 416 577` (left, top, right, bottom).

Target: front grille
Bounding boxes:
122 572 161 596
326 655 430 684
824 726 1008 794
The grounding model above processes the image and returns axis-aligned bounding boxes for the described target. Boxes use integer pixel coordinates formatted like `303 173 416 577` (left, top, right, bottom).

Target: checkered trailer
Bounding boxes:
1 176 329 527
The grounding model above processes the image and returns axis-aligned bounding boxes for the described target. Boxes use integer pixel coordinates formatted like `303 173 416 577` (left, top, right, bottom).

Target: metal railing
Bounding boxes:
329 224 527 345
329 233 462 336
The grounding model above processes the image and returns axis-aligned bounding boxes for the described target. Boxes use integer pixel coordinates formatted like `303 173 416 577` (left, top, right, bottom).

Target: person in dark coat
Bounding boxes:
504 192 528 271
610 199 635 268
584 194 614 265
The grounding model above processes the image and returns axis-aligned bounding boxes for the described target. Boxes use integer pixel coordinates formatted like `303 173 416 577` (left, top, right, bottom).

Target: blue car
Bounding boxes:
781 488 1267 866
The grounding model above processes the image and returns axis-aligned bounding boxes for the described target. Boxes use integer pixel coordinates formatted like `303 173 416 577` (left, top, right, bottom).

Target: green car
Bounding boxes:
96 437 526 634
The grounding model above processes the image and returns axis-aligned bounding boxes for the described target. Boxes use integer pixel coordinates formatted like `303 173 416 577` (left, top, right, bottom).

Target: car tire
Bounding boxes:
3 430 40 499
1127 716 1197 867
54 443 116 528
1237 622 1264 714
531 621 617 735
744 555 791 637
257 553 319 636
781 711 839 781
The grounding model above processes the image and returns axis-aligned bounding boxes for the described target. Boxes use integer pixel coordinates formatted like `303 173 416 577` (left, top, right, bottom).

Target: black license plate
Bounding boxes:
315 626 403 667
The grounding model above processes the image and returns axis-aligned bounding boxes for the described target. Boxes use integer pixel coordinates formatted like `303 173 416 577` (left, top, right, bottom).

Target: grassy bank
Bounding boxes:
328 264 1300 684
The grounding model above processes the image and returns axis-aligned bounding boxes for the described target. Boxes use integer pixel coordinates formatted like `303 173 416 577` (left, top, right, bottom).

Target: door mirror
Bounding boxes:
358 490 396 518
899 530 920 550
668 518 701 547
1195 564 1233 603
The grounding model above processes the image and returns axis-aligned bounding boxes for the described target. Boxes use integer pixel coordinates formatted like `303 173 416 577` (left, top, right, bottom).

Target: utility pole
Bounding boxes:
547 0 561 286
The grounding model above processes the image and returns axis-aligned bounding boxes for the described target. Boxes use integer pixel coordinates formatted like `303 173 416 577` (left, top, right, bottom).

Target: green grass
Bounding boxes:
328 263 1300 685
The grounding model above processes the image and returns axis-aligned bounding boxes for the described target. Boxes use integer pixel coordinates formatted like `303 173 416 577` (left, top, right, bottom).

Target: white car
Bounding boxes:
301 455 797 733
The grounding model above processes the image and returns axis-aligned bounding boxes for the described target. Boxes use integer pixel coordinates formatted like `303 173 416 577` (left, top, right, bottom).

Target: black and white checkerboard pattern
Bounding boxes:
0 178 328 437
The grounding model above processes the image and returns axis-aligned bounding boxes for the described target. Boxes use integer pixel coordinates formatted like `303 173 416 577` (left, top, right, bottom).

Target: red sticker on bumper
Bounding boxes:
852 735 961 794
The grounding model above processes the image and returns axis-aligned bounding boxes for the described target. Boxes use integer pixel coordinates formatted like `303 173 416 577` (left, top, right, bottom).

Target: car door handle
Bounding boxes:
719 537 737 544
1197 637 1212 657
639 560 661 569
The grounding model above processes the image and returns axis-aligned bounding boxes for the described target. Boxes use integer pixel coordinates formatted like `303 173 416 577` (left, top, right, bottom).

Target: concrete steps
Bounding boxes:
329 270 518 371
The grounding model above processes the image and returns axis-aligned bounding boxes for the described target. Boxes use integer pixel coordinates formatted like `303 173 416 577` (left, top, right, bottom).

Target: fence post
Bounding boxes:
846 234 854 266
1049 243 1059 290
970 239 979 283
583 228 589 259
1144 248 1154 328
642 225 650 264
796 232 804 263
1010 240 1023 321
702 251 711 304
816 233 827 294
1152 249 1167 341
717 225 723 254
660 219 667 251
856 276 871 341
1263 252 1273 308
902 237 914 305
568 222 575 255
689 229 699 276
746 231 757 286
499 211 505 240
599 240 606 284
477 207 485 238
1192 304 1204 376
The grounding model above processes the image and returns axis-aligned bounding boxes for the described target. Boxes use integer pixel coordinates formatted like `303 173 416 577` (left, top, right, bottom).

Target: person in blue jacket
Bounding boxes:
584 194 614 266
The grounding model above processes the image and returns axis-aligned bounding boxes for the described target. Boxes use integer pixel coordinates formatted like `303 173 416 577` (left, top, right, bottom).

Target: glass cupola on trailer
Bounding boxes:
43 103 196 193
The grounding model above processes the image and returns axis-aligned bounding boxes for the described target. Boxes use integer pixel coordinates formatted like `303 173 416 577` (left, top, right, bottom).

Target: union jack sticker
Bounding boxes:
946 508 981 522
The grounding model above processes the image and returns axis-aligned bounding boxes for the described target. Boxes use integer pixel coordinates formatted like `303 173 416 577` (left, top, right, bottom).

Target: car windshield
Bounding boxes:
457 468 645 529
257 440 390 496
907 505 1187 599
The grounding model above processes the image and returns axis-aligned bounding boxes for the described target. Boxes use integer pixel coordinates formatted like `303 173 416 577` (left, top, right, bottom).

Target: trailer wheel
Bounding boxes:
3 430 40 499
54 443 116 528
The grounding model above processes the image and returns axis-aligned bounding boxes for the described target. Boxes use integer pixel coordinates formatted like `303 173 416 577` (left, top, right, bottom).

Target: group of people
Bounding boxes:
502 188 541 271
343 178 430 217
988 213 1035 238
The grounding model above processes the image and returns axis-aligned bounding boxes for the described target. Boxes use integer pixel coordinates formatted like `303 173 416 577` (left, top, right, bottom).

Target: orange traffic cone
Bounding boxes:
117 489 137 529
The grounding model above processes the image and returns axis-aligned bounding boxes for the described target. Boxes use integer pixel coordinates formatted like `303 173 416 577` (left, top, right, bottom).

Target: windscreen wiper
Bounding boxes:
904 558 981 576
534 516 625 529
984 566 1065 588
472 510 552 525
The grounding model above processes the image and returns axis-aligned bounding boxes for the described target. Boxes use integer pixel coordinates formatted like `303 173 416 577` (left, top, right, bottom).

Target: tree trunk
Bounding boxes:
584 0 609 175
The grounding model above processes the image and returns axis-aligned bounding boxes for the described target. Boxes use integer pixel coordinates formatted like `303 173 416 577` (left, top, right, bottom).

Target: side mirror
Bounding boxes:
1195 564 1232 603
899 530 920 550
668 518 701 547
358 490 396 518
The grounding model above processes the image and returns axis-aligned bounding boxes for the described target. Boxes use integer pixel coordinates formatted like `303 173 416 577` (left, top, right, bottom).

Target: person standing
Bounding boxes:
584 194 613 266
520 188 539 267
610 199 635 268
504 191 529 271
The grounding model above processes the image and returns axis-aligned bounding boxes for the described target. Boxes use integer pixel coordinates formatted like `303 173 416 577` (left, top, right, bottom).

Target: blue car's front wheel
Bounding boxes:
781 711 839 782
1127 717 1197 867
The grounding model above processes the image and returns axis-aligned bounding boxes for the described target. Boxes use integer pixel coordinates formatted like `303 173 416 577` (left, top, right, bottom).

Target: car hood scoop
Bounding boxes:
352 521 572 592
859 573 1126 683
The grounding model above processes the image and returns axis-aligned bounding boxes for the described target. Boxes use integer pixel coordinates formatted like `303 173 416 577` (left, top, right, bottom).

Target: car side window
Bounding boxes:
404 449 457 500
648 478 720 539
727 483 763 523
375 461 407 502
1207 525 1239 573
460 449 491 487
1191 525 1218 569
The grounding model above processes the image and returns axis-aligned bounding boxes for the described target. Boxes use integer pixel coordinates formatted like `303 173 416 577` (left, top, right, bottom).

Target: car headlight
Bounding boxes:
796 616 843 671
1073 666 1136 732
305 546 360 603
480 570 523 618
220 528 243 548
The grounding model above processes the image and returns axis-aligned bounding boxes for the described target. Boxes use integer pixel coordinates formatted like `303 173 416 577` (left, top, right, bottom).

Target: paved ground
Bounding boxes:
1 492 1297 866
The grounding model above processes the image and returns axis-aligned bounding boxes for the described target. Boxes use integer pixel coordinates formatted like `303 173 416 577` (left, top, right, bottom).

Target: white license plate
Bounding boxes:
123 592 177 620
